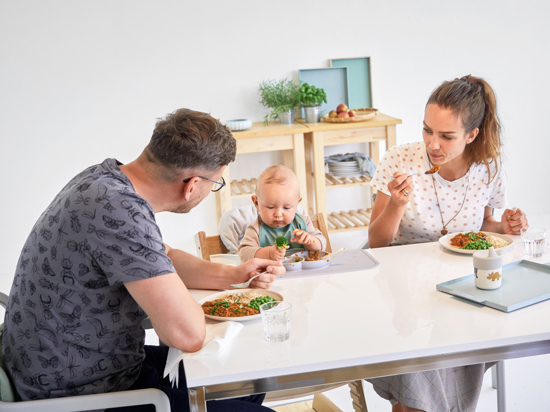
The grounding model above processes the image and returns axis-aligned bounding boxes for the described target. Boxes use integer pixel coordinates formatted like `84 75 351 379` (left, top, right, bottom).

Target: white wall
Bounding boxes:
1 0 549 292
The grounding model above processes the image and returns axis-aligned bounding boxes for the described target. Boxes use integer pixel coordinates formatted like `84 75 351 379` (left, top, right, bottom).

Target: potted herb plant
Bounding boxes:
258 78 299 125
297 82 327 123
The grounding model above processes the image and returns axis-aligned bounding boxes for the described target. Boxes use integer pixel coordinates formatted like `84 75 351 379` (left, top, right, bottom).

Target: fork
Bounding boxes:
230 271 268 289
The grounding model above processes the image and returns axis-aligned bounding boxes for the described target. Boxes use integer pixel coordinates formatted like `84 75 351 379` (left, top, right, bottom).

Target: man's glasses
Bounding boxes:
183 176 226 192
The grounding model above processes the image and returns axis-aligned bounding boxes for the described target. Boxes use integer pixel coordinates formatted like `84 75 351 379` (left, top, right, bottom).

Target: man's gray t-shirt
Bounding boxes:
2 158 175 400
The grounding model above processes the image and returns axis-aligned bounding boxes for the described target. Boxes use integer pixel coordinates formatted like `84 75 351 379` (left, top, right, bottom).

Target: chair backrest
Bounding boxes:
195 213 332 261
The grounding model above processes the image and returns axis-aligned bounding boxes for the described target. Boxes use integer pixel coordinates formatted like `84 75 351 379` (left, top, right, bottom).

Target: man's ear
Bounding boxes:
183 177 199 201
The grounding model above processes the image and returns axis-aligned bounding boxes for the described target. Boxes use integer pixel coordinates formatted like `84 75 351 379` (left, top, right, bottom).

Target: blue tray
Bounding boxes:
436 260 550 312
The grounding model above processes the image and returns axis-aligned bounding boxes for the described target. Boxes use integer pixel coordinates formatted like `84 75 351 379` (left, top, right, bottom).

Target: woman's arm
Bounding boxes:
368 174 413 248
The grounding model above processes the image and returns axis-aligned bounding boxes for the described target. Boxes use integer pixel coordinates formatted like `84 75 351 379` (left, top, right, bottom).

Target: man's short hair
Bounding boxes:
146 108 236 172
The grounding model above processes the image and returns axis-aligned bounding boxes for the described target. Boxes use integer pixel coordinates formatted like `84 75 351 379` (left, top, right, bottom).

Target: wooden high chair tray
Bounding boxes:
436 260 550 312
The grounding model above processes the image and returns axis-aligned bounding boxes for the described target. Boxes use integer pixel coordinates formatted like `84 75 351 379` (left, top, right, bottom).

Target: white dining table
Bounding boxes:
184 235 550 411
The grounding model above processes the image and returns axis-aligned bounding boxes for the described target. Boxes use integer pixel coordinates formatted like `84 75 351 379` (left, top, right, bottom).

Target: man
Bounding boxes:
2 109 282 411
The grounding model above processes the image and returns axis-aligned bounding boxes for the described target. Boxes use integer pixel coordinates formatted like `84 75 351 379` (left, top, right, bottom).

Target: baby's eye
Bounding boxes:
423 127 432 134
284 207 291 210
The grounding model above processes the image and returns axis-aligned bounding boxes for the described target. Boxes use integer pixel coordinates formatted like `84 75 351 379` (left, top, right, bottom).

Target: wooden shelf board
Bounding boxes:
327 209 372 233
325 173 371 189
230 178 257 197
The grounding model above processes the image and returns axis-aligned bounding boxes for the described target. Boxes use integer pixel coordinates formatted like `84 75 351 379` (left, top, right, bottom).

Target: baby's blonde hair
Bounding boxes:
256 165 299 198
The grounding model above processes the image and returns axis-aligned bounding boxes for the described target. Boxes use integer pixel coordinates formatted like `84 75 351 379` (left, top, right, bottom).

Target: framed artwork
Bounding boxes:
298 67 349 114
329 57 372 109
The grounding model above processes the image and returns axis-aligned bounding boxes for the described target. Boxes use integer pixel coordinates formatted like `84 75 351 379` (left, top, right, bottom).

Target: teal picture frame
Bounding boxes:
329 57 372 109
298 67 349 115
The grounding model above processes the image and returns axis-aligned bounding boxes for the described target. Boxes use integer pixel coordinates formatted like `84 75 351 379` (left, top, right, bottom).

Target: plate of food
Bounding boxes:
198 289 283 321
439 231 514 255
287 250 331 269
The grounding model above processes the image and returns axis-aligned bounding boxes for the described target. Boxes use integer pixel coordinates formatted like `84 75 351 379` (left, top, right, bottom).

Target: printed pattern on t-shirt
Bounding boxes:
2 158 175 401
370 142 507 244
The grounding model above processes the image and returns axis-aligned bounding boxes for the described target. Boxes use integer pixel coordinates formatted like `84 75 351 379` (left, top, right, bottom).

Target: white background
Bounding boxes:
1 0 549 293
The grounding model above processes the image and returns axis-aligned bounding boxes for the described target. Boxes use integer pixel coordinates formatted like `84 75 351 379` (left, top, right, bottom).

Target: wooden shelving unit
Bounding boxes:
214 115 401 236
304 113 401 233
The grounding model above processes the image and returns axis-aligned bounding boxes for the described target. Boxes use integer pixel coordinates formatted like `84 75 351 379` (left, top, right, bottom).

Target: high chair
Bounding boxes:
194 211 369 412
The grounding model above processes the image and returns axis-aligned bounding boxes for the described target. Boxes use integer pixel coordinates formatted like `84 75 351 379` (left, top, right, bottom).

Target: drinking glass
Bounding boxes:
260 301 292 342
521 227 546 258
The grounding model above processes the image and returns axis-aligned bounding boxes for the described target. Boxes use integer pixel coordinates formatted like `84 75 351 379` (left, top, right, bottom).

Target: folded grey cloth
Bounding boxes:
324 152 377 178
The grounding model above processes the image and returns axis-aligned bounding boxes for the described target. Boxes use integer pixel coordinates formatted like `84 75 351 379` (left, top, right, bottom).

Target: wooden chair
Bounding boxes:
194 212 368 412
195 212 333 261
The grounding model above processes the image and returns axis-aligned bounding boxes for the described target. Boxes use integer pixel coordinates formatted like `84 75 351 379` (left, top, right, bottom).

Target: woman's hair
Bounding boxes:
144 108 236 181
427 75 502 182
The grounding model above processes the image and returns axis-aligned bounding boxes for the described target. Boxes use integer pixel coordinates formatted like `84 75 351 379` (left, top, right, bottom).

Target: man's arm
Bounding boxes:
125 273 206 352
165 245 284 290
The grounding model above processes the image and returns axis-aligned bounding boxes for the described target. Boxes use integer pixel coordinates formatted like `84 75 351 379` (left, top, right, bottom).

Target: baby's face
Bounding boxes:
253 183 301 229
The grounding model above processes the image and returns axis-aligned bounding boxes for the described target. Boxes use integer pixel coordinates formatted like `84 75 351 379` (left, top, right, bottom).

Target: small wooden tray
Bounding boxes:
322 108 378 123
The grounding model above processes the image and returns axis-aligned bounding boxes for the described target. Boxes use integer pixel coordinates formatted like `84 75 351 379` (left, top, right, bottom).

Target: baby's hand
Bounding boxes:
291 229 315 245
269 244 287 261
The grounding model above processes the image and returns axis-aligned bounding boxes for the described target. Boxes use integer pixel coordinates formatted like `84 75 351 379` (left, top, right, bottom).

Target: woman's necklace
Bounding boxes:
432 174 470 235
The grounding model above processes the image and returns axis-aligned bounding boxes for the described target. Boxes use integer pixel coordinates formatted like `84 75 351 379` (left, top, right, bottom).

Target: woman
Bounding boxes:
367 75 528 412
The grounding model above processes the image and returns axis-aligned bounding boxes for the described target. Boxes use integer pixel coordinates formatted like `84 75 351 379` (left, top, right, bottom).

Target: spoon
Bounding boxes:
391 166 441 179
230 271 268 289
321 247 345 260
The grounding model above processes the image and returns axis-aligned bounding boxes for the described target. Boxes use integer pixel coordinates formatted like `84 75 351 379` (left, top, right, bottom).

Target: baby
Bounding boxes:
238 165 326 262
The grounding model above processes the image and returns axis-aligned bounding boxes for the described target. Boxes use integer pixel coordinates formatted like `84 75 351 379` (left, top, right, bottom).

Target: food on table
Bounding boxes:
328 110 338 118
449 232 510 250
202 291 276 317
426 165 441 174
305 251 321 261
337 111 349 118
275 236 288 249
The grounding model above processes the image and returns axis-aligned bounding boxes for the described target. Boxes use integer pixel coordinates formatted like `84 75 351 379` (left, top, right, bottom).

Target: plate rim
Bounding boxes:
438 231 514 255
198 288 283 322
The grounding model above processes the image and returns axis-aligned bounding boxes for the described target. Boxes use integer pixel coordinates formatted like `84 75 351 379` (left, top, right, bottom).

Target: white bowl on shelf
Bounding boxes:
224 119 252 131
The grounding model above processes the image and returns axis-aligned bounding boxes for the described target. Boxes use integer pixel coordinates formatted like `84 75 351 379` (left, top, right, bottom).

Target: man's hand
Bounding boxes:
235 258 285 289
